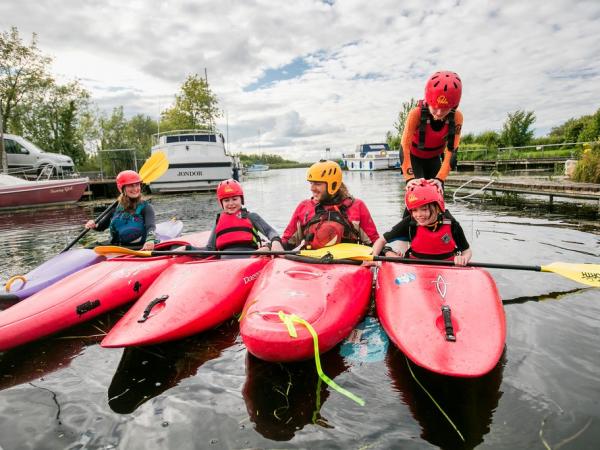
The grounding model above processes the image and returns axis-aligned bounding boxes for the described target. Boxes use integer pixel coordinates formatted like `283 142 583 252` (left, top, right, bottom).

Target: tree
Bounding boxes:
500 110 536 147
160 74 221 130
126 114 158 159
577 108 600 142
1 27 53 171
387 98 418 149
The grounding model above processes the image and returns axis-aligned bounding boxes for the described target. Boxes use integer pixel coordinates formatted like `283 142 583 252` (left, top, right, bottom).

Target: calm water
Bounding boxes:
0 168 598 450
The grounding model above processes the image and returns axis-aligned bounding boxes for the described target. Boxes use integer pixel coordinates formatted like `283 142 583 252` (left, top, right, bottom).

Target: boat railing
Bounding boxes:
152 127 224 145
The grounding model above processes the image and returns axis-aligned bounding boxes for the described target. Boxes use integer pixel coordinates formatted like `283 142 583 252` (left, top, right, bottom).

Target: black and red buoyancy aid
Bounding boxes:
411 100 456 159
302 200 360 248
408 218 457 260
214 210 260 250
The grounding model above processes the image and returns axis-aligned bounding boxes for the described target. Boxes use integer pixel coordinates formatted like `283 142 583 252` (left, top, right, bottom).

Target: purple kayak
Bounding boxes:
1 220 184 302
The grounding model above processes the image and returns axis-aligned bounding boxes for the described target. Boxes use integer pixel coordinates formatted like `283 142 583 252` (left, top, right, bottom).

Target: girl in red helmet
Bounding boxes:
84 170 157 250
197 179 283 257
371 179 472 266
401 71 464 192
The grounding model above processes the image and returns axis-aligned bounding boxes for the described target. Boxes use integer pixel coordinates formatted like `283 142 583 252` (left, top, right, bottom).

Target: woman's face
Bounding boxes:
428 104 452 121
309 181 328 202
123 182 142 198
221 195 243 214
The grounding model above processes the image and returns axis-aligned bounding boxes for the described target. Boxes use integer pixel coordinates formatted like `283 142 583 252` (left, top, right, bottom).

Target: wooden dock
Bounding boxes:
444 175 600 211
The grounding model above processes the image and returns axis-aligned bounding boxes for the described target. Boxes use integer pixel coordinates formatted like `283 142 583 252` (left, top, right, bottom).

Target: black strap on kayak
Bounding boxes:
441 305 456 342
138 295 169 323
76 299 101 316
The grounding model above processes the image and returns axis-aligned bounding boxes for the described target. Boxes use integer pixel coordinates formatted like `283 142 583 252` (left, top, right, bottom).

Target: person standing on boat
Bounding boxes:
84 170 157 251
401 71 463 192
281 160 379 250
371 179 472 266
199 178 284 257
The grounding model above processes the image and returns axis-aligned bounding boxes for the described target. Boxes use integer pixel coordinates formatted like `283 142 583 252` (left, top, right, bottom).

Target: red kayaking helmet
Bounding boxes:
308 221 345 249
116 170 142 192
217 178 244 205
425 71 462 109
405 179 445 212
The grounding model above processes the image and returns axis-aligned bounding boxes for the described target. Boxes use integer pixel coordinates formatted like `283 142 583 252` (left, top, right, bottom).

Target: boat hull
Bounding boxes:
102 257 269 347
240 258 373 362
376 262 506 377
0 178 88 210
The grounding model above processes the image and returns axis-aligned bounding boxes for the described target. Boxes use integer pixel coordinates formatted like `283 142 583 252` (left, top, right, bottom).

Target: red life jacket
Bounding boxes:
302 200 360 249
408 219 457 260
410 100 456 159
214 210 260 250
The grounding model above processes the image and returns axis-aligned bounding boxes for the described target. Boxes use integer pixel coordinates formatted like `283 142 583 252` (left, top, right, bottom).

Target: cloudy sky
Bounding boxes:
2 0 599 161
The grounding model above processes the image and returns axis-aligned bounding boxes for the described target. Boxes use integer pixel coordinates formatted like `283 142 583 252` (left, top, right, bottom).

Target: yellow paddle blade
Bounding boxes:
541 262 600 287
299 243 373 260
138 151 169 183
94 246 151 257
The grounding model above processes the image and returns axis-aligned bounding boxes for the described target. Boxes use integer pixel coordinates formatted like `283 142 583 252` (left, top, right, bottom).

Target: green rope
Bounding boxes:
404 356 465 442
278 311 365 406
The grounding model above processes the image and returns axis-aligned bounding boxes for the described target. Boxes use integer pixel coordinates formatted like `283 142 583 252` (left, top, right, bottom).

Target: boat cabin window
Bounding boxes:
165 134 217 143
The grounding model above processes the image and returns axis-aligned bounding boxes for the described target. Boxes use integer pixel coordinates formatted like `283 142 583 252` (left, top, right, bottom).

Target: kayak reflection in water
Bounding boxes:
372 178 472 266
186 179 284 259
386 346 504 448
107 321 238 414
85 170 157 251
242 350 349 441
281 160 379 250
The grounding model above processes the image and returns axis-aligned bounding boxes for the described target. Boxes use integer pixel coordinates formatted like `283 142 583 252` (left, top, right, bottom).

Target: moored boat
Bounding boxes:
240 257 373 362
148 128 234 193
0 173 88 210
376 262 506 377
341 143 401 171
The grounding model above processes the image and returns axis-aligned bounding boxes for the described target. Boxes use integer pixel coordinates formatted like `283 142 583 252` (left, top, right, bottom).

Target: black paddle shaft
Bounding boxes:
61 200 118 253
373 256 542 273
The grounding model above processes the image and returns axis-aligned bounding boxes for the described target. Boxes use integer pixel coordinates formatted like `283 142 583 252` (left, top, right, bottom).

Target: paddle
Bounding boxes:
93 242 374 260
358 255 600 288
61 152 169 252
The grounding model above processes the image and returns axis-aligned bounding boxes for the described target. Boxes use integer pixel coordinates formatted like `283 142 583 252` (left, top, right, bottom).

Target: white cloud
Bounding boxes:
2 0 599 161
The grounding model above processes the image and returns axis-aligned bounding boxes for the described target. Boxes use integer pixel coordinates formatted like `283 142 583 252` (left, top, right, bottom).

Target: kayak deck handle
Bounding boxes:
76 299 101 316
441 305 456 342
138 295 169 323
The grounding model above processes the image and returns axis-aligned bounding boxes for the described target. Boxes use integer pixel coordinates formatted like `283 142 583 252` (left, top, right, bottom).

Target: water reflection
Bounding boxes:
107 320 238 414
387 346 504 449
242 350 348 441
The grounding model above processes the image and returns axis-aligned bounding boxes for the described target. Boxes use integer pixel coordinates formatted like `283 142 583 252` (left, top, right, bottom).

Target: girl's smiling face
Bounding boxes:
411 203 438 226
221 195 243 214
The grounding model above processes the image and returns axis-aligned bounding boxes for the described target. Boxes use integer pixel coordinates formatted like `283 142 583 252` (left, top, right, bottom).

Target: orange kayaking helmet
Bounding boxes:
217 178 244 205
424 71 462 109
307 160 343 196
116 170 142 192
405 179 445 212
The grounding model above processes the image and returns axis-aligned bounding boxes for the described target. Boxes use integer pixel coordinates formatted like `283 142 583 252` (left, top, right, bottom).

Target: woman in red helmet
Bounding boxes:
372 179 472 266
401 71 464 191
281 160 379 250
198 179 283 257
84 170 157 250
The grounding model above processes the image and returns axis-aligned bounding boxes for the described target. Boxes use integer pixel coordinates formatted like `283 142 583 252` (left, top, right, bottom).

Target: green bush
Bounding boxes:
572 143 600 183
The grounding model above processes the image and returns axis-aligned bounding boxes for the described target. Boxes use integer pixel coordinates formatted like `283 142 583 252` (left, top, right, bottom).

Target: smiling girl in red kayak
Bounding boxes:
202 178 284 255
401 71 463 193
281 160 379 250
372 179 472 266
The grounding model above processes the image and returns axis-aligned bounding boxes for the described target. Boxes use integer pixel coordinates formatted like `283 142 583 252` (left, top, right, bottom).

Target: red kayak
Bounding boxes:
240 257 373 362
101 257 269 347
376 262 505 377
0 232 209 352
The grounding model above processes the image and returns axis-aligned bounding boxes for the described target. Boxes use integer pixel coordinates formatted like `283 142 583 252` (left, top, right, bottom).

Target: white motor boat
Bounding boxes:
342 143 401 171
148 128 234 193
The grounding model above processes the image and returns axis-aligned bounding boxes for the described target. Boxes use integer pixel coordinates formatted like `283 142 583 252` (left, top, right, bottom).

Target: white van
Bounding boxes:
2 134 75 175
